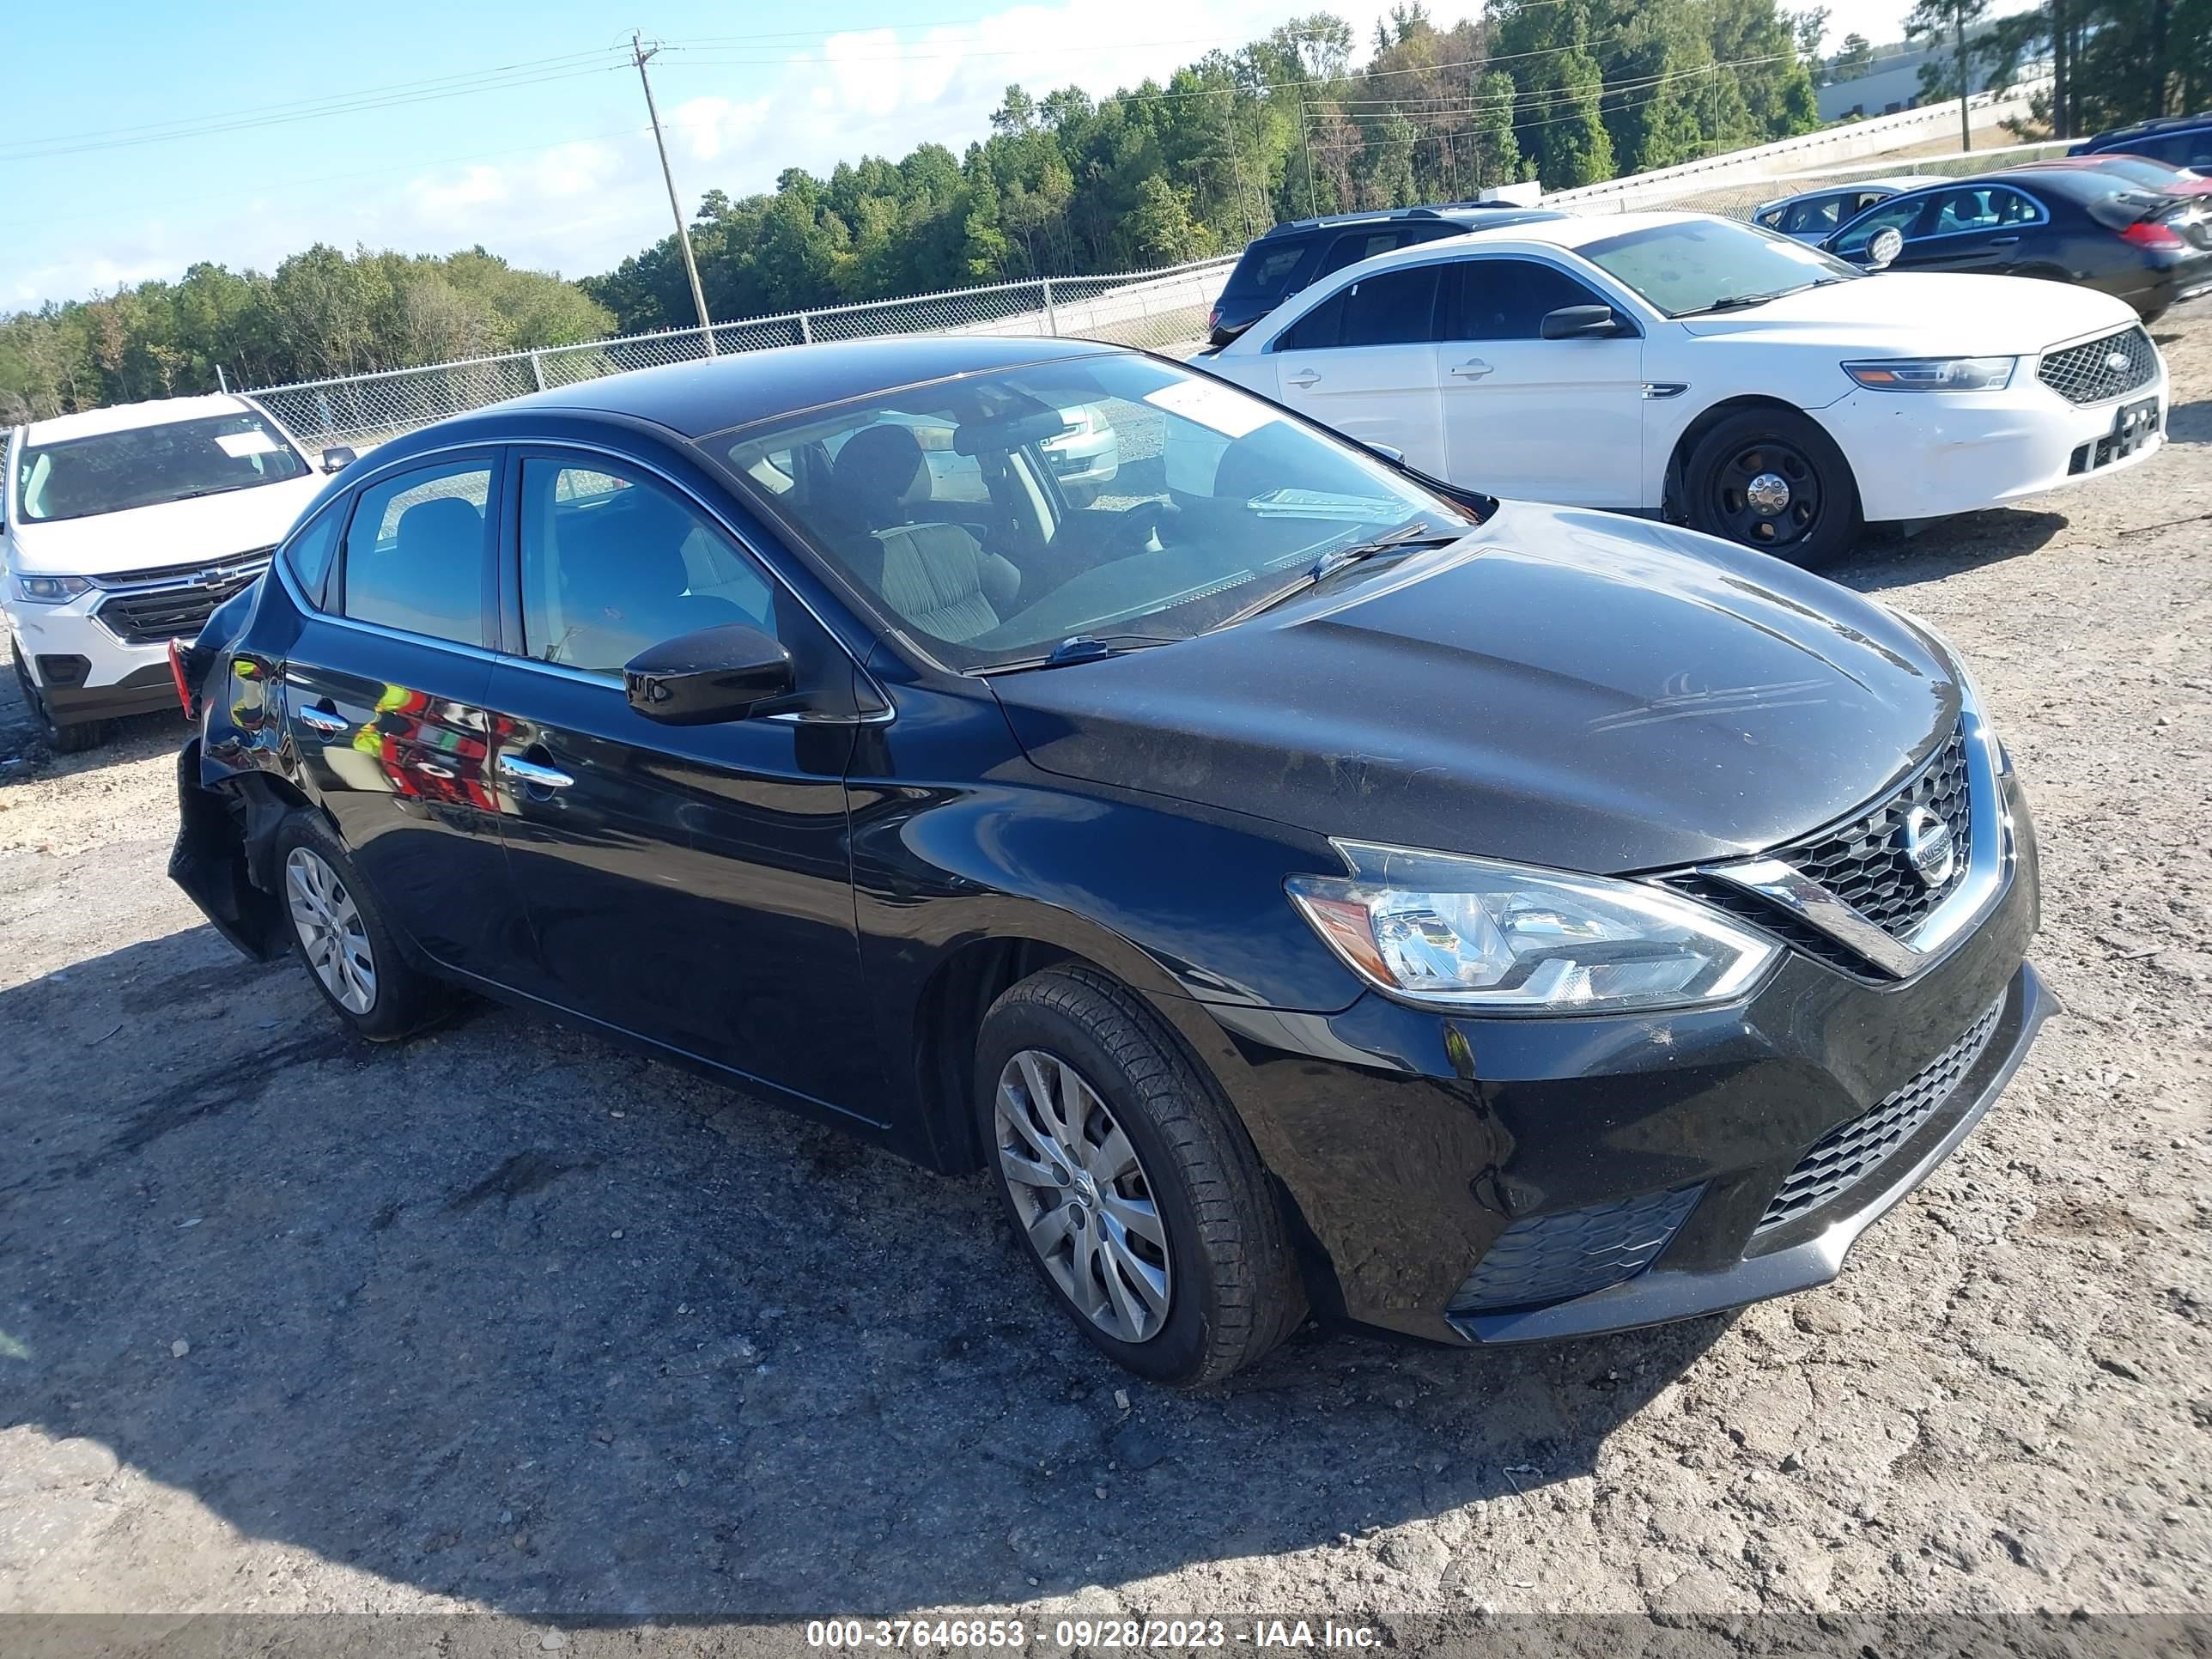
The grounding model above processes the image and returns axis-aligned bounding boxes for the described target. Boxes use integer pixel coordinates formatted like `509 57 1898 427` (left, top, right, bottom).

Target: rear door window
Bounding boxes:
1778 194 1844 238
1279 264 1441 350
338 459 495 646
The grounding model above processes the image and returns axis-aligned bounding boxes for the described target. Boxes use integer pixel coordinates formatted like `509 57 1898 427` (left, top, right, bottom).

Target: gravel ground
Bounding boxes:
2 304 2208 1643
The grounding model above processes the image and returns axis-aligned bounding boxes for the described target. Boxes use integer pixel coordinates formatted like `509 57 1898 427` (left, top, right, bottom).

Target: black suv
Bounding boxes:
2072 113 2212 170
1205 204 1565 348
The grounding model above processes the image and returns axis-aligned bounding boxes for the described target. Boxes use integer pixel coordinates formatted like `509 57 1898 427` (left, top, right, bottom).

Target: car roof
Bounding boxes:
2087 112 2212 143
1359 210 1727 259
492 334 1121 440
21 392 259 445
1257 204 1548 239
1753 174 1948 211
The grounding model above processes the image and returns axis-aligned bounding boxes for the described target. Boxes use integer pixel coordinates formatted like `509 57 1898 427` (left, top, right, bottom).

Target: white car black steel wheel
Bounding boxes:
995 1047 1172 1343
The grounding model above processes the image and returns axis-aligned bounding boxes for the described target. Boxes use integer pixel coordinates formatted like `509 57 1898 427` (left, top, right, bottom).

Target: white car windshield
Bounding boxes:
717 353 1474 671
14 410 311 524
1579 218 1863 317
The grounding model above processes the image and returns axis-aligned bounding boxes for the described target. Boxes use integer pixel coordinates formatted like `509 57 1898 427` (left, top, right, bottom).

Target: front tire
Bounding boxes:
11 643 106 753
976 965 1304 1386
274 810 445 1040
1682 408 1863 568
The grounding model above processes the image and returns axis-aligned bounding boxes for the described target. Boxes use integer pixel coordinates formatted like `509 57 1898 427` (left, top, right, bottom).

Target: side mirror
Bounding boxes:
320 446 357 473
623 623 795 726
1368 443 1407 465
1540 304 1629 340
1865 227 1905 270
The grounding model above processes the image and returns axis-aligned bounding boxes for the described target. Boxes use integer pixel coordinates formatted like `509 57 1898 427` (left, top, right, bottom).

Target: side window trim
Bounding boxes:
498 440 883 708
331 447 506 650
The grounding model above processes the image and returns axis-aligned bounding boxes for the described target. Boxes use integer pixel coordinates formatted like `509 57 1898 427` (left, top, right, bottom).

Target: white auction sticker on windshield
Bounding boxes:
215 429 283 458
1144 379 1278 438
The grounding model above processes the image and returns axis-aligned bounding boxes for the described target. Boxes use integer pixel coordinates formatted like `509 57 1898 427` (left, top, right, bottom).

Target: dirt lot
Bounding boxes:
3 306 2209 1644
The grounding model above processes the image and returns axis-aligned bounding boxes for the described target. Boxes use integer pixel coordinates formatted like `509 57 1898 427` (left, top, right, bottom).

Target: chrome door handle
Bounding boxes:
295 707 348 734
497 754 574 790
1285 369 1322 388
1450 359 1494 379
407 758 457 781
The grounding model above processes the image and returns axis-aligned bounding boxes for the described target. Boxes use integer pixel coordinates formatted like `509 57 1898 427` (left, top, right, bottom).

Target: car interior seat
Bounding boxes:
825 423 1021 642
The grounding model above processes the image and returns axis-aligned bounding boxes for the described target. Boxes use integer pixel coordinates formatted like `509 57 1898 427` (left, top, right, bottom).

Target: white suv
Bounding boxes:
3 394 341 750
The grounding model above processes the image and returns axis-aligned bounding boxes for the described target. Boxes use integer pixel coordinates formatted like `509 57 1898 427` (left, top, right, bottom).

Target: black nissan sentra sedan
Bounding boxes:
168 337 2050 1384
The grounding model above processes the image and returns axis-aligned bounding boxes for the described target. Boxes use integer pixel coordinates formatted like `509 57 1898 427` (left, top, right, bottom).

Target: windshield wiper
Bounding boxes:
974 634 1178 675
1676 276 1844 318
1215 525 1462 629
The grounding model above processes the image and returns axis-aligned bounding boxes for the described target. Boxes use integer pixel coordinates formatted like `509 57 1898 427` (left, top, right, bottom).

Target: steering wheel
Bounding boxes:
1099 497 1176 559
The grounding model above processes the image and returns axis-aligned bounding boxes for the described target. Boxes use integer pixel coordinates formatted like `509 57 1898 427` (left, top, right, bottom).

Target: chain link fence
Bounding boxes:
246 131 2085 455
246 256 1237 453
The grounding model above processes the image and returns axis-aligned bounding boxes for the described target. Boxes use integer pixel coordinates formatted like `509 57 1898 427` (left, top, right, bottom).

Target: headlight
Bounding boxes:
11 573 92 605
1844 356 2015 392
1285 841 1778 1014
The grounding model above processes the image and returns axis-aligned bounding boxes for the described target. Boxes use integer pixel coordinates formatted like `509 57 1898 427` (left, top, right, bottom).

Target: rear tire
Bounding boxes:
273 809 447 1040
1682 408 1863 568
976 964 1304 1386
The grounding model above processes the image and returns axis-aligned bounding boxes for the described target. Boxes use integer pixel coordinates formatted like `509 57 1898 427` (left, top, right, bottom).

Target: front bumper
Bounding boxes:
1826 357 2168 522
6 598 180 722
1194 775 2045 1346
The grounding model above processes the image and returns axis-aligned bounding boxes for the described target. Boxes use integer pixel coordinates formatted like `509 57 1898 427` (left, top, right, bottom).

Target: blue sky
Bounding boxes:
6 0 1960 310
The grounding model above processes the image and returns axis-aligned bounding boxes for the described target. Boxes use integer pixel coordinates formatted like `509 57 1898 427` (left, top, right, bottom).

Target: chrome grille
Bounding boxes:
2037 327 2158 405
1775 723 1971 940
1757 997 2005 1234
1450 1184 1703 1314
94 556 269 646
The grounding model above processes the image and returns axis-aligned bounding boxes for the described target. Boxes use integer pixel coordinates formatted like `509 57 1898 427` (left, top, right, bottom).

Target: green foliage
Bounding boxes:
0 246 613 421
1991 0 2212 140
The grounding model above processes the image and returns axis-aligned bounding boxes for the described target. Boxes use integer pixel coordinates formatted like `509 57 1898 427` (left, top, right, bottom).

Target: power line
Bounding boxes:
0 59 629 164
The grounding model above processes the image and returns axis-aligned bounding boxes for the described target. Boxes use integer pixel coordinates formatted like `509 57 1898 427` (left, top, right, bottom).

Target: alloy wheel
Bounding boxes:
284 847 377 1015
994 1048 1173 1343
1712 439 1824 550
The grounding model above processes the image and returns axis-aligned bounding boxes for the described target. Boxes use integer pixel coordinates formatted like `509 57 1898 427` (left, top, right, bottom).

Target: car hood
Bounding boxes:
3 473 325 578
1678 270 2139 349
992 503 1962 875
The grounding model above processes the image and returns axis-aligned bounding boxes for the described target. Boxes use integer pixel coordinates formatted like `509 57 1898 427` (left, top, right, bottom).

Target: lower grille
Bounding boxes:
1756 996 2006 1235
95 563 266 645
2037 326 2157 405
1450 1184 1703 1315
1774 723 1971 940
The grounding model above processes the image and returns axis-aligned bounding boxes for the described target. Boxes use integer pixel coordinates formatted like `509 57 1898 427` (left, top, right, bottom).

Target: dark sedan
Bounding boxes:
169 337 2050 1384
1824 166 2212 322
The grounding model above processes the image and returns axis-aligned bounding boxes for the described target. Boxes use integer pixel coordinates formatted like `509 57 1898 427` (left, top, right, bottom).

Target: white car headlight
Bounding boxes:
1844 356 2015 392
11 573 93 605
1285 841 1778 1014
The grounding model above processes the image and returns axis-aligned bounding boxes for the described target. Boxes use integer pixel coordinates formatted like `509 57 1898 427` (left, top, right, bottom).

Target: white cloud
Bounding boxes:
1 0 1462 305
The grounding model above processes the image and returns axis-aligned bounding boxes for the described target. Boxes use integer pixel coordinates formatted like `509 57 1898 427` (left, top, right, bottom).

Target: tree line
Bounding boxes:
3 0 2194 421
581 0 1825 331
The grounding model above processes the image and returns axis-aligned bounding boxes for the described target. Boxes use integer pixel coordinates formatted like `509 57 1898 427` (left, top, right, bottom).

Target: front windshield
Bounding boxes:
716 354 1472 670
13 410 311 524
1580 217 1862 317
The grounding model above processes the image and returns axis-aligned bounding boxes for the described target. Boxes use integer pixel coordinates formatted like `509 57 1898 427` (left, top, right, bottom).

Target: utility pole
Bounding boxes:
1955 9 1972 152
633 31 716 351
